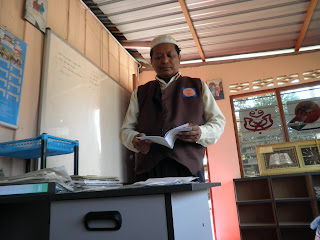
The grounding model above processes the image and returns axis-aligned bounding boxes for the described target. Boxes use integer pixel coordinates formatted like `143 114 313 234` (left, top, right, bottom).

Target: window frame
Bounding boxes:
230 81 320 178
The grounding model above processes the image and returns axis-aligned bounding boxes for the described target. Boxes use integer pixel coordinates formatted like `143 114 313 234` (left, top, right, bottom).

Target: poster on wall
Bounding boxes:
0 26 27 129
207 79 224 100
239 106 281 138
287 98 320 136
24 0 48 33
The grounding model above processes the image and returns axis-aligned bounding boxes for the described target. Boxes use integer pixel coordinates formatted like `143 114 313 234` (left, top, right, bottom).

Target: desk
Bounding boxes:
0 182 219 240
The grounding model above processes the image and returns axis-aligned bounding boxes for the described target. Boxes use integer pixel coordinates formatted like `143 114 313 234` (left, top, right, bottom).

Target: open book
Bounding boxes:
136 123 192 149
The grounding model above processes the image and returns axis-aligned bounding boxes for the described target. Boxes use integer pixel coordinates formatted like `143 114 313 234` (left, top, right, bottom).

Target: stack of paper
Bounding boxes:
70 175 123 191
0 166 74 193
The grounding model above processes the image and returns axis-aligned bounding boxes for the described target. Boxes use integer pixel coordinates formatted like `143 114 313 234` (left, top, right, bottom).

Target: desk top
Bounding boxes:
0 182 220 204
56 182 221 201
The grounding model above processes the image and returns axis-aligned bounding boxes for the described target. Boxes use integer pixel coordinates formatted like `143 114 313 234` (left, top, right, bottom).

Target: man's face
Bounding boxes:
151 43 181 81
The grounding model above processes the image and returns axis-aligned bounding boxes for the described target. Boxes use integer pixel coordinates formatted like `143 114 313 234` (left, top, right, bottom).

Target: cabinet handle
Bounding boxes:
84 211 122 231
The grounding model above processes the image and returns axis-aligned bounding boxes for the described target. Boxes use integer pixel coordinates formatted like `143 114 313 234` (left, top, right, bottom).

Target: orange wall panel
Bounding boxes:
102 29 109 73
17 22 44 139
68 0 85 54
109 54 120 81
108 34 119 81
129 60 138 92
119 48 129 88
109 34 119 59
85 11 101 67
0 0 25 39
47 0 68 40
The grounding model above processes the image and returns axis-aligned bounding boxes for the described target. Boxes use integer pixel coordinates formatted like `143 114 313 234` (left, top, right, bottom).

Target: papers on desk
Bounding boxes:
0 166 74 193
70 175 123 192
71 175 120 184
131 176 198 187
0 166 199 195
0 166 125 194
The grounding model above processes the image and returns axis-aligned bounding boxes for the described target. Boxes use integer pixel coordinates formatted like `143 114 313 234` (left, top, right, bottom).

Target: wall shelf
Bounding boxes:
234 173 318 240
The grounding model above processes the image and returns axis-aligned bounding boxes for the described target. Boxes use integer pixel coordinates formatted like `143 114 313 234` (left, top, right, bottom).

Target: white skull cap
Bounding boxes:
150 34 178 49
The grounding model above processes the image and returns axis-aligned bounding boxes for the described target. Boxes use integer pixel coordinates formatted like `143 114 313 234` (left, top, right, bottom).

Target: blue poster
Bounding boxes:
0 26 27 129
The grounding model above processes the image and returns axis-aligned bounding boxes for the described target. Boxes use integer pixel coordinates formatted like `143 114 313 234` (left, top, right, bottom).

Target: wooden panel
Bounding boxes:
16 22 44 140
109 35 119 81
129 59 137 92
0 0 25 39
109 34 119 59
68 0 85 53
47 0 69 39
109 54 119 81
85 11 101 67
132 74 138 91
119 48 129 89
12 21 44 174
102 29 109 73
13 22 43 176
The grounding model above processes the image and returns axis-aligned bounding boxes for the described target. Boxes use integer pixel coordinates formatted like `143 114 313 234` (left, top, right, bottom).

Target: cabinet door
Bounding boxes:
50 194 168 240
170 190 213 240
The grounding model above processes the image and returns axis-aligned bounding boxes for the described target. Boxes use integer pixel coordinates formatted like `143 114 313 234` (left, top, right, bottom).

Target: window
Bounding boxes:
232 83 320 177
281 85 320 142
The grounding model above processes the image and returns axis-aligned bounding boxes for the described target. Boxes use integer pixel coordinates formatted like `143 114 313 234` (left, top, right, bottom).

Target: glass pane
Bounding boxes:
281 85 320 141
233 93 285 177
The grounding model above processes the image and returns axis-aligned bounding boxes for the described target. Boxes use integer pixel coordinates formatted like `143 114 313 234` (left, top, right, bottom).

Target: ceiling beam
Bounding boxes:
178 0 206 62
295 0 319 51
121 41 151 49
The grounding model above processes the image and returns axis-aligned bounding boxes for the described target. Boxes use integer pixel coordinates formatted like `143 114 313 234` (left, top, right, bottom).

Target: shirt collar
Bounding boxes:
156 72 181 89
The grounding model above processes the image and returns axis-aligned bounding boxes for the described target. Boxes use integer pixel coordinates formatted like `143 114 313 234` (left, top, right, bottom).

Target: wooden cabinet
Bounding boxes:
234 173 319 240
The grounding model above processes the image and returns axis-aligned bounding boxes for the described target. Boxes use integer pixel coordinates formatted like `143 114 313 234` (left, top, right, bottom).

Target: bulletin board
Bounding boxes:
39 29 132 182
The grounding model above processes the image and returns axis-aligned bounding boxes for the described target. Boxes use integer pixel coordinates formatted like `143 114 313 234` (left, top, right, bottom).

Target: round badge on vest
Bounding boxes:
182 88 197 97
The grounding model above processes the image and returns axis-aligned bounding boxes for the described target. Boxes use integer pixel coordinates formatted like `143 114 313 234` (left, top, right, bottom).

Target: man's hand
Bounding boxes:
177 124 201 143
132 133 152 154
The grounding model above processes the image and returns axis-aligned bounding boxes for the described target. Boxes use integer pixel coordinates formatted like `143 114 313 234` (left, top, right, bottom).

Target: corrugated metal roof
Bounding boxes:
83 0 320 64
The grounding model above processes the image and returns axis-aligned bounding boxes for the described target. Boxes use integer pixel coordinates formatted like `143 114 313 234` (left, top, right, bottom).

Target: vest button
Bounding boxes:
163 109 168 114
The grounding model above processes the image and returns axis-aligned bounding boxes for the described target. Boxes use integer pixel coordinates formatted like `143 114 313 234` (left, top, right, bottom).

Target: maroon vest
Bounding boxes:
135 76 205 174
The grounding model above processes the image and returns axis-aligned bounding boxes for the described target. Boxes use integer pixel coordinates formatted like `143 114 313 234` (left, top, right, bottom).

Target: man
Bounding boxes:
120 34 226 182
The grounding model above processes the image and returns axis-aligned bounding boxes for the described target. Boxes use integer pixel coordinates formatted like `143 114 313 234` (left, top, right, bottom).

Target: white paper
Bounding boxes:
132 176 198 186
137 123 192 149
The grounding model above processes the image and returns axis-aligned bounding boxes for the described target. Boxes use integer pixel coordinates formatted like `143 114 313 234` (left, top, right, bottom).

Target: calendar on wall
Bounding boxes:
0 25 27 129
